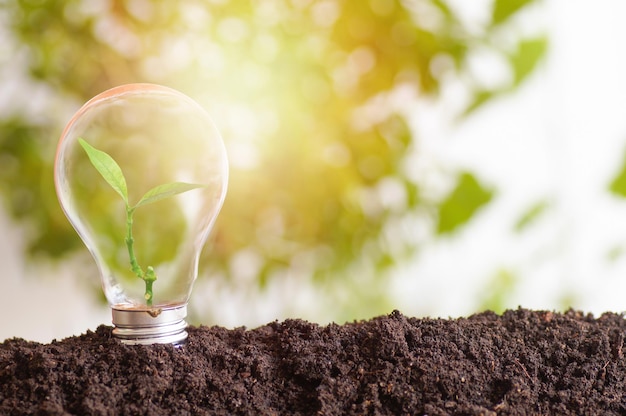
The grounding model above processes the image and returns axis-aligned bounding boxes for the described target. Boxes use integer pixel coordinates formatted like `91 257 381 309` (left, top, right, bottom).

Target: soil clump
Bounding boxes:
2 308 626 415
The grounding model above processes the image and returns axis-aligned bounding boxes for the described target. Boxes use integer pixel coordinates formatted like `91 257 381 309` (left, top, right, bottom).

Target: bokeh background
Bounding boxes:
2 0 626 342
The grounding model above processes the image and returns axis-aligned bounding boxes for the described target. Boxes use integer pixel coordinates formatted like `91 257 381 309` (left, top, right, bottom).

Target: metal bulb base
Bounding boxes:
111 304 188 345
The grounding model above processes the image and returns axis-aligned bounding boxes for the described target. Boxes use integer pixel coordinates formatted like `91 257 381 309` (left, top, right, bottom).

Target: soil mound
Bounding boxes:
2 309 626 415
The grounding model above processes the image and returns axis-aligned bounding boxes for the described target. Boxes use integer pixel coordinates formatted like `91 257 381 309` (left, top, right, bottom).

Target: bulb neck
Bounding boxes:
111 304 188 345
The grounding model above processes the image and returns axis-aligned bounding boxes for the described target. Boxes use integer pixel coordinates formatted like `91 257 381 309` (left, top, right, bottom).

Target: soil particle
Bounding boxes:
2 308 626 415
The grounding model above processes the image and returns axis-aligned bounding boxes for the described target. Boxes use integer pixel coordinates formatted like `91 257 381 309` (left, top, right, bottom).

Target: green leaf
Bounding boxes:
462 37 546 116
135 182 205 208
514 200 549 232
609 149 626 197
492 0 534 27
436 172 494 234
78 138 128 204
510 37 547 86
462 89 498 117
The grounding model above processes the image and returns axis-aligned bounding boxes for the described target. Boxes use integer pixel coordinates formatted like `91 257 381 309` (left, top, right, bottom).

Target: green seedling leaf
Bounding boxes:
79 137 206 306
135 182 205 208
78 138 128 203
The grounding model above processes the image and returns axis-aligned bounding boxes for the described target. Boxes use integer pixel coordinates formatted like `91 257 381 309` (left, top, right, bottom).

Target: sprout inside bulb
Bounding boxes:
54 84 228 344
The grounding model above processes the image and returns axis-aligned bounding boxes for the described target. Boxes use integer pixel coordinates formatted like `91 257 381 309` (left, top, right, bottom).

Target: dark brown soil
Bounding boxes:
2 309 626 415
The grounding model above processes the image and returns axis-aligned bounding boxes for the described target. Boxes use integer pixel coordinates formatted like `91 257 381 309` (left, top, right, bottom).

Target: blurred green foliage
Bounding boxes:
436 172 493 235
610 149 626 197
492 0 535 27
514 199 549 232
478 268 518 314
0 0 546 320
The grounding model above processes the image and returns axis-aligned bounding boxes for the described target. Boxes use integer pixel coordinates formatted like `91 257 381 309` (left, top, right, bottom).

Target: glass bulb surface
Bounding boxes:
55 84 228 344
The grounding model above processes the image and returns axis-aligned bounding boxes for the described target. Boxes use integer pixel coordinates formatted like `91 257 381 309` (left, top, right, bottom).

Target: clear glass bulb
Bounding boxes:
54 84 228 345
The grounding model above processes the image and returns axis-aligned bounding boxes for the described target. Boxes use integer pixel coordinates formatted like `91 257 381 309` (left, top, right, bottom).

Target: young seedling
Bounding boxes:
79 138 204 307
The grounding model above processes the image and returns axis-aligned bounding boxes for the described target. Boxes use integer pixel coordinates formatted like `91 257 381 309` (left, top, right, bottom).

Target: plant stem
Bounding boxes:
144 267 156 306
125 207 142 277
125 206 156 307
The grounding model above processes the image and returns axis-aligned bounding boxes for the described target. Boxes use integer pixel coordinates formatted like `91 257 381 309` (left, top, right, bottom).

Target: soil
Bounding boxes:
2 309 626 415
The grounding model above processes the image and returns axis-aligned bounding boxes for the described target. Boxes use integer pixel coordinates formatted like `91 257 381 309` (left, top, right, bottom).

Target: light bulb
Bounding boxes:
54 84 228 345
